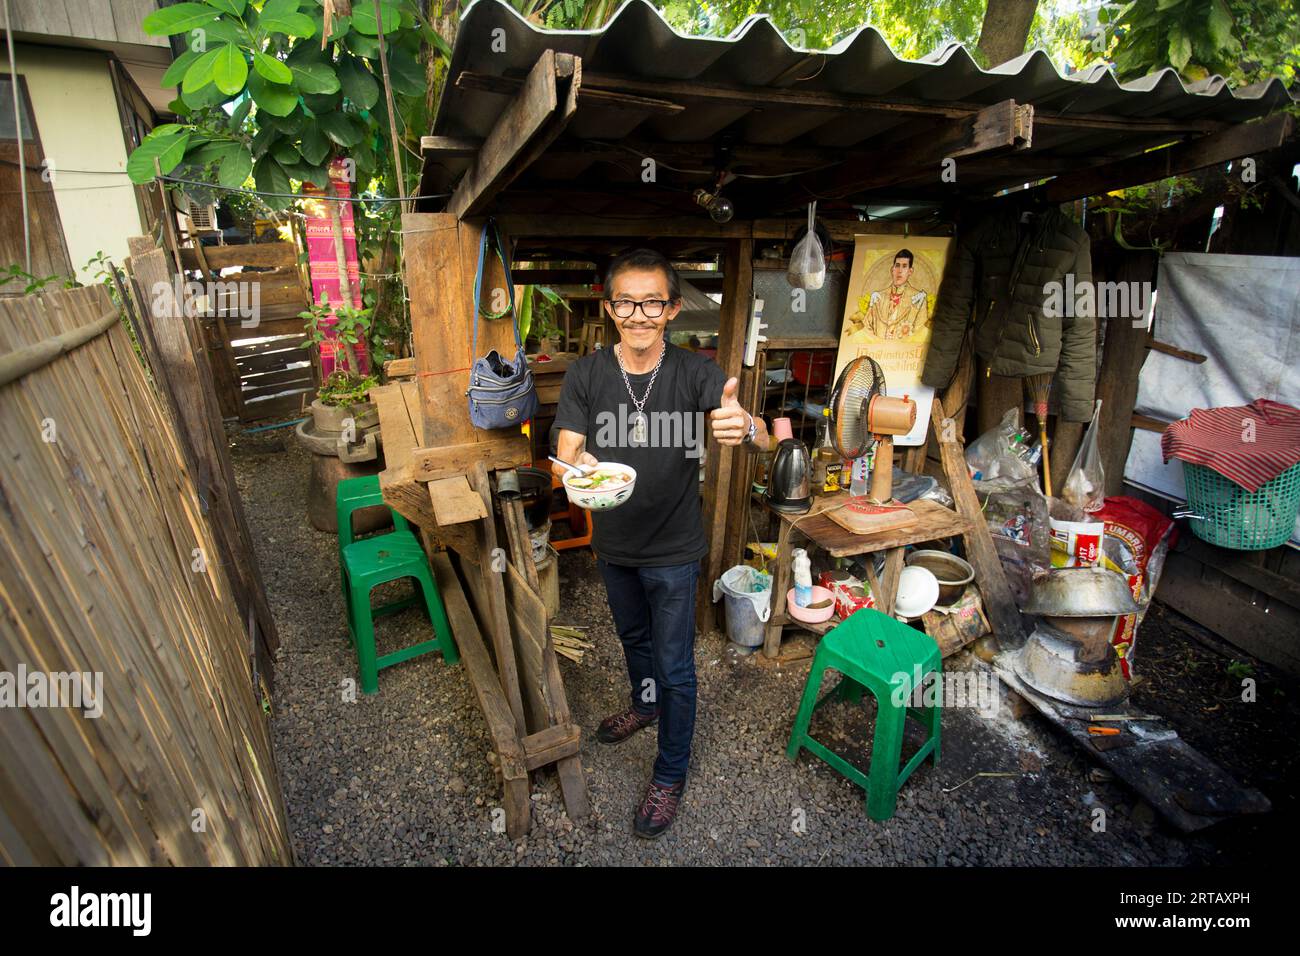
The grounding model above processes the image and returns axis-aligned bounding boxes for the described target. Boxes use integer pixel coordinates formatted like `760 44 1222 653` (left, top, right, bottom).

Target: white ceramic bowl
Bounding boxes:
894 566 940 620
562 462 638 511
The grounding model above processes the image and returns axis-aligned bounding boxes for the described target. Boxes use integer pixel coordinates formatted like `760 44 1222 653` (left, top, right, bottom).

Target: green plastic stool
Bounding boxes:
341 529 459 694
786 609 941 821
336 474 409 551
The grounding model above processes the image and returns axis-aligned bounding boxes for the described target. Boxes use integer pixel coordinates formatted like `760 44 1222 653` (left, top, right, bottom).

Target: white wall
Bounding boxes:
3 44 145 283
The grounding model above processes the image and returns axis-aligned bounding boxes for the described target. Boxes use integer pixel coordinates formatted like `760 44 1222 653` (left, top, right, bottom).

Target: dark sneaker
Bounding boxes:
596 707 658 744
634 779 686 840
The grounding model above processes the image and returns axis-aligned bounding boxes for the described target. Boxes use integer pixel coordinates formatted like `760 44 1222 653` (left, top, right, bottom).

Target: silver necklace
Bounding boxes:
615 341 666 444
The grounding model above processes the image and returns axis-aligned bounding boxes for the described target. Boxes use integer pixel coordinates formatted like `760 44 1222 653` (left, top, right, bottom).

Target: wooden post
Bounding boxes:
697 238 752 633
931 402 1026 649
1095 251 1158 495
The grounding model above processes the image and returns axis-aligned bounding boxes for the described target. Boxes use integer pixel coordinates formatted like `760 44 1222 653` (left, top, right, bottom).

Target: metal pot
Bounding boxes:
905 550 974 605
1022 567 1139 618
1014 623 1128 707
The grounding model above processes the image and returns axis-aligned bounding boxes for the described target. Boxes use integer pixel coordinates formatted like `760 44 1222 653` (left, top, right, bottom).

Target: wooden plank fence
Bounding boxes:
0 284 293 864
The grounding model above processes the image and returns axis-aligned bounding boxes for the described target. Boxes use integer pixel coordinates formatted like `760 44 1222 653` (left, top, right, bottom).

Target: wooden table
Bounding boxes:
760 492 971 658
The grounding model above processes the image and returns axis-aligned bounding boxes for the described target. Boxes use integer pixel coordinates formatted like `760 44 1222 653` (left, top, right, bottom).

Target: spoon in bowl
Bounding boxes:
548 455 594 478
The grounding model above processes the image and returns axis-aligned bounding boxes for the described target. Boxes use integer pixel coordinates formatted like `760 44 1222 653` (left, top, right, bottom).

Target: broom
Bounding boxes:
1024 373 1054 497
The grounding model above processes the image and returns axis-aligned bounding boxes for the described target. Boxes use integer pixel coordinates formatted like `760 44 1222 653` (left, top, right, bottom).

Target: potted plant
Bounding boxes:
301 293 380 433
518 285 570 355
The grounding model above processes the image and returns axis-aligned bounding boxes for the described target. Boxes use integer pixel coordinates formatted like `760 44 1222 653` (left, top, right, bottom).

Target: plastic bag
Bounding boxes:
975 473 1051 606
966 407 1036 482
787 201 826 290
1048 496 1104 568
1094 496 1176 679
1061 399 1105 513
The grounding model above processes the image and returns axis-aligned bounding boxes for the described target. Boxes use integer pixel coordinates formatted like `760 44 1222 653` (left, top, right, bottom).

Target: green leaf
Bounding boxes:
207 0 247 15
212 44 249 95
192 16 245 48
190 139 239 166
298 123 331 165
228 97 253 130
290 60 340 94
247 71 299 116
168 96 193 116
253 51 294 85
351 1 401 36
126 130 191 184
302 90 342 113
161 50 201 88
254 155 293 207
1168 25 1193 70
267 110 305 135
141 2 219 36
1206 0 1234 50
260 0 317 38
273 140 300 165
384 46 424 96
346 31 381 59
251 124 279 158
337 55 379 109
182 45 225 93
318 111 364 147
182 77 233 109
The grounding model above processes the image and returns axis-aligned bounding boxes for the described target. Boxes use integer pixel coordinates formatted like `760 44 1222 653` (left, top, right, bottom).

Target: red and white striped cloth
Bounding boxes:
1161 399 1300 492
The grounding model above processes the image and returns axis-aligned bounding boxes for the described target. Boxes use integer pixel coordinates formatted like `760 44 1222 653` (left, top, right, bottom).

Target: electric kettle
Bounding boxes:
764 417 812 514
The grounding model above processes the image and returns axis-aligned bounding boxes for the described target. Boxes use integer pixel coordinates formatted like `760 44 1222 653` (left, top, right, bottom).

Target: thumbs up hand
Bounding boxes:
710 376 751 446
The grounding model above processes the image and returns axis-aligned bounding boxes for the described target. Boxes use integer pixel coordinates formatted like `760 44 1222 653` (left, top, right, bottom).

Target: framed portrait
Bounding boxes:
833 236 952 446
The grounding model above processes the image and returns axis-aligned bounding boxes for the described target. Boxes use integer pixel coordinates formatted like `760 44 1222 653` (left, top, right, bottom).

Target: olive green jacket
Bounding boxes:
920 206 1097 422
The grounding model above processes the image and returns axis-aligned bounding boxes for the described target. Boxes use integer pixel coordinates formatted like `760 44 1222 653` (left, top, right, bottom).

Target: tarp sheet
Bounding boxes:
1125 251 1300 545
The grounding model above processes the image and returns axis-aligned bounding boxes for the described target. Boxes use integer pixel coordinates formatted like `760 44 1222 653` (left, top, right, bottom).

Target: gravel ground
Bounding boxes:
232 427 1289 866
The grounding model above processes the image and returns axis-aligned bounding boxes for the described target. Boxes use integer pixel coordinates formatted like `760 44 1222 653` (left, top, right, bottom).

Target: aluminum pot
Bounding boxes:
905 550 974 605
1022 567 1139 618
1014 623 1128 707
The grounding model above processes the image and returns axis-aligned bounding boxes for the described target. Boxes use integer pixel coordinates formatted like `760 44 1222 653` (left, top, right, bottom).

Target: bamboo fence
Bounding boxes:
0 284 293 865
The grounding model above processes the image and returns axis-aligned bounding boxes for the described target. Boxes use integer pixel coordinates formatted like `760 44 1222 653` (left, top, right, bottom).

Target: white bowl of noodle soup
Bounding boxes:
562 462 637 511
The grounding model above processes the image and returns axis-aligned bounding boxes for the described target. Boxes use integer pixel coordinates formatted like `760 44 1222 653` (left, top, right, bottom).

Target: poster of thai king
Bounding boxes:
833 236 951 446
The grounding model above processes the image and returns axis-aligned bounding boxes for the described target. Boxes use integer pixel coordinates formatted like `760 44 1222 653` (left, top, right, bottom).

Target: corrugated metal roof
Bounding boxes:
423 0 1296 215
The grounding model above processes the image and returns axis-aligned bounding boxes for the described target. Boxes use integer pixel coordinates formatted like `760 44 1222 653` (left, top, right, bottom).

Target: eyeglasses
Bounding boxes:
608 298 674 319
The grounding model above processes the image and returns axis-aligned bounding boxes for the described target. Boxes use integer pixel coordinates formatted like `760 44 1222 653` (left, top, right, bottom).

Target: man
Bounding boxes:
552 248 769 839
856 249 929 340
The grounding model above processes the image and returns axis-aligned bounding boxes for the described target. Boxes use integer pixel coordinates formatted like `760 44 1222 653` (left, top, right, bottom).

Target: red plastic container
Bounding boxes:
790 351 834 388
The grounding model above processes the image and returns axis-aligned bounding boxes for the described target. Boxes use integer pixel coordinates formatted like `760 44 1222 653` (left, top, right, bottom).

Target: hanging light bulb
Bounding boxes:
694 187 736 223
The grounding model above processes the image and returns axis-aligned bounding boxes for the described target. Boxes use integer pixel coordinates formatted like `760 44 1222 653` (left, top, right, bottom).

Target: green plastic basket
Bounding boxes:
1182 460 1300 550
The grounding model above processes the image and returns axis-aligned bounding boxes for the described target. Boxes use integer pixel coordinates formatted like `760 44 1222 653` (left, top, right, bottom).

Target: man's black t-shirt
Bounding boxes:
553 342 728 567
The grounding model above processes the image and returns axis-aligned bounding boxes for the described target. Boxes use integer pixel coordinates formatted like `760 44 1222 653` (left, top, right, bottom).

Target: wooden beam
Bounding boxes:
573 71 1224 133
775 99 1032 207
428 552 531 838
448 50 561 219
495 214 928 241
411 435 532 483
1040 113 1295 205
455 69 682 116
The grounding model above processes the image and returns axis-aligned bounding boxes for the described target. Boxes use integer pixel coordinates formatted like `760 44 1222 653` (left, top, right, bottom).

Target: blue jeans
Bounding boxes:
597 557 700 786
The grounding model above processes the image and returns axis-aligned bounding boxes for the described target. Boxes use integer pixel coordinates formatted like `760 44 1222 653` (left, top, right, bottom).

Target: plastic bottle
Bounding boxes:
849 455 870 497
792 548 813 607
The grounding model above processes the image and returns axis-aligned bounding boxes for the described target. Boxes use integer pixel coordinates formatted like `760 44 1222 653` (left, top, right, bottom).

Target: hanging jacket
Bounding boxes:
921 204 1096 422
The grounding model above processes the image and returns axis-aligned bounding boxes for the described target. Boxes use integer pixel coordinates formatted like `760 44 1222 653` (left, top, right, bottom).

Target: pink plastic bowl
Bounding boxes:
787 585 836 624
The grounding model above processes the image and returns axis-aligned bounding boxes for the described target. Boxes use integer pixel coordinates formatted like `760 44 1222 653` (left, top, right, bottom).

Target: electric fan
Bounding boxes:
825 356 919 534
